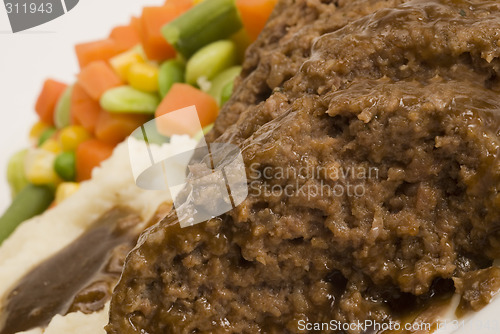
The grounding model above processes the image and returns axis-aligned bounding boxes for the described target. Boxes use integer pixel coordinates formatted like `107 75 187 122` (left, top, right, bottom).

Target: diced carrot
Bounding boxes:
77 61 123 100
155 83 218 136
109 24 140 50
35 79 68 126
130 16 142 36
156 105 204 137
139 4 191 61
164 0 193 6
236 0 277 41
70 83 102 134
95 110 149 145
76 139 114 182
75 39 124 68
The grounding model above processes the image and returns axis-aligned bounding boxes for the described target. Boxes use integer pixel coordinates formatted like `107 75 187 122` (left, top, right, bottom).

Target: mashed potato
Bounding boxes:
0 135 196 334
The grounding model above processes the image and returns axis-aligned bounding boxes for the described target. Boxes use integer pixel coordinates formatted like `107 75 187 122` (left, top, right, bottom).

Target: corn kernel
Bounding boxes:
29 121 51 144
59 126 91 152
55 182 80 204
110 47 146 81
40 138 62 154
25 149 61 185
128 62 159 92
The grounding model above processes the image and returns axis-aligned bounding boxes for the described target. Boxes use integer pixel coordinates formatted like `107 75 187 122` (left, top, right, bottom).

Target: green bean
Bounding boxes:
162 0 242 59
54 85 73 129
6 149 28 198
54 151 76 181
38 127 56 147
100 86 160 114
220 80 234 106
0 184 54 245
208 66 241 105
186 40 237 86
158 59 185 98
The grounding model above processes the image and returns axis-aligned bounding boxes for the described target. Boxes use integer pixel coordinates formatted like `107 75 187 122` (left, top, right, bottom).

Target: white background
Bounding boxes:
0 1 499 333
0 0 163 213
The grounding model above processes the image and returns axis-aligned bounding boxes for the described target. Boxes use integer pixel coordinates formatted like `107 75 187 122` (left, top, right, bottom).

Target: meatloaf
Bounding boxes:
107 0 500 333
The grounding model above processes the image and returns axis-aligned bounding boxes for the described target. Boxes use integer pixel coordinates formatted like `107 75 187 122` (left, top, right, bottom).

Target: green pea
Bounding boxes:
100 86 160 114
185 40 237 86
6 149 29 198
54 151 76 181
38 127 57 147
159 59 185 98
54 85 73 129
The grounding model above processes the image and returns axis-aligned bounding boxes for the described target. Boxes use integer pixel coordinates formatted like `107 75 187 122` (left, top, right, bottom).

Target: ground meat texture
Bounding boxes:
107 0 500 333
207 0 410 142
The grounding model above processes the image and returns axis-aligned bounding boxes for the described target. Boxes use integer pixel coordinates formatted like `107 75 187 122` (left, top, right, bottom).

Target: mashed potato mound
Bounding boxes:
0 135 196 333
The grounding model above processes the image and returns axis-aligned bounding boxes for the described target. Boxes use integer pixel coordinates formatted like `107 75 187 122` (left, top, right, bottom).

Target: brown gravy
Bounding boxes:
0 207 141 334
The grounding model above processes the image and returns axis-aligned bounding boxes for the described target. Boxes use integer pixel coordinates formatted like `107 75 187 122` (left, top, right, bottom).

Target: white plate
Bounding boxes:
0 1 498 333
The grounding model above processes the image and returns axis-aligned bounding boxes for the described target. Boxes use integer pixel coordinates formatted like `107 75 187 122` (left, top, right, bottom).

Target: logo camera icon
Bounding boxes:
128 106 248 228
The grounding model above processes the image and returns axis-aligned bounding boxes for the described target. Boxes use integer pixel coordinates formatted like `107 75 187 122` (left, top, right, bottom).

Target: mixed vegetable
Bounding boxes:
1 0 278 245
